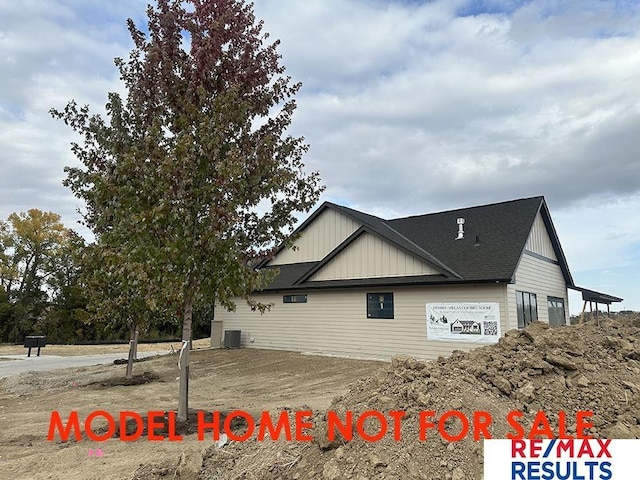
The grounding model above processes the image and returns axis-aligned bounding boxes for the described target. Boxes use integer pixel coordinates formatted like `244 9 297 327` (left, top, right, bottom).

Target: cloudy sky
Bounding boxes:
1 0 639 313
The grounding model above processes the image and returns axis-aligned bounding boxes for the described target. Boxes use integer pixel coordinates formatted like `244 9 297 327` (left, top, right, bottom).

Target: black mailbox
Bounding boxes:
24 335 46 357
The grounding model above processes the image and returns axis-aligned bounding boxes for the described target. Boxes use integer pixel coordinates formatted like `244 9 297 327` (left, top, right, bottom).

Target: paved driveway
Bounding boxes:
0 351 167 378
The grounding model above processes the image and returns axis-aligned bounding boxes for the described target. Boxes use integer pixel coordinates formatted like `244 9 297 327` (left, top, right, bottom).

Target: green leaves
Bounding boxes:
53 0 324 334
0 210 88 343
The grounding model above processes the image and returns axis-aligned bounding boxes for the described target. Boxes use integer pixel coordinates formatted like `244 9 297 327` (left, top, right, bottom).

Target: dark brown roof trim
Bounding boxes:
538 199 574 286
261 275 512 292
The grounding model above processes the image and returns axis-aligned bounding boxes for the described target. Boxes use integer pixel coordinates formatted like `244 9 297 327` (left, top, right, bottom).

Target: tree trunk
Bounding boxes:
17 255 33 299
178 292 194 422
125 323 136 380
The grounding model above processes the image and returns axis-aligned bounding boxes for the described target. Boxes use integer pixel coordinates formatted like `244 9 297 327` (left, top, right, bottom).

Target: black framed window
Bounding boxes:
283 294 307 303
516 291 537 328
547 296 566 326
367 293 394 319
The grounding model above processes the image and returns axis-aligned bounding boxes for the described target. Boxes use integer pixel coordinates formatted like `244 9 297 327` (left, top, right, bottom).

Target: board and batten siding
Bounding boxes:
216 284 507 361
270 209 360 265
310 233 440 281
524 212 557 261
506 254 569 329
505 210 569 329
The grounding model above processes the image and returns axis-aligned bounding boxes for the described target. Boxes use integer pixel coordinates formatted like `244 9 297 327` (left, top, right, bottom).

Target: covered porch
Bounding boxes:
570 286 623 323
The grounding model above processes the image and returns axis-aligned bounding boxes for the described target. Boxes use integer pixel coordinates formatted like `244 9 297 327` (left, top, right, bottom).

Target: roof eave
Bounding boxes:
570 286 624 304
259 276 513 292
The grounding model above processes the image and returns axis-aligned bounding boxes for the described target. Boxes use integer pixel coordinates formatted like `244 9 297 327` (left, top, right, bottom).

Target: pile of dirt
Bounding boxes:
197 319 640 480
1 366 161 396
132 451 203 480
1 368 116 395
113 356 150 365
86 370 160 388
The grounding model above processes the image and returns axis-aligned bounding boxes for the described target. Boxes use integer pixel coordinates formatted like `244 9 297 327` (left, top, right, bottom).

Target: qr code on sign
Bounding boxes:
483 321 498 336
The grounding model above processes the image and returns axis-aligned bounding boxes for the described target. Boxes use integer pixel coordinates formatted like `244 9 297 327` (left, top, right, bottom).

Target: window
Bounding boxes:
516 291 538 328
367 293 394 319
547 296 566 326
283 294 307 303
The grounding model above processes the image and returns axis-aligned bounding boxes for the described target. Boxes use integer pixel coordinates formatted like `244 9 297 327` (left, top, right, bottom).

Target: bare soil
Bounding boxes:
0 346 383 480
199 319 640 480
2 318 640 480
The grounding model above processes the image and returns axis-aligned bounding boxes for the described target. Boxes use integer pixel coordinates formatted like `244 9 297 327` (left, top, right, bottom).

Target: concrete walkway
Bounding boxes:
0 351 168 378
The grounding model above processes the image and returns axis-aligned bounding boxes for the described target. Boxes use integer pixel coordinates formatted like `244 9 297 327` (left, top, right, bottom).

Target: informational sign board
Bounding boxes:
426 302 501 343
484 439 638 479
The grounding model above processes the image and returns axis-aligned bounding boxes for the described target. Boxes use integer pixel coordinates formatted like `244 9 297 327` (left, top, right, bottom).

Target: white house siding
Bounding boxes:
270 209 360 265
525 212 557 260
506 253 569 329
310 233 440 281
216 284 507 361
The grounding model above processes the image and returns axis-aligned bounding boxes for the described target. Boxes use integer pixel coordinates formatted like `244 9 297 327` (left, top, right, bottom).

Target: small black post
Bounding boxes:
27 347 32 357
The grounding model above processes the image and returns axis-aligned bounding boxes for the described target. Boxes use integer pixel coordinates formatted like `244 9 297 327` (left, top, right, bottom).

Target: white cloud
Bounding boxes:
553 194 640 271
0 0 141 237
269 0 640 217
1 0 639 312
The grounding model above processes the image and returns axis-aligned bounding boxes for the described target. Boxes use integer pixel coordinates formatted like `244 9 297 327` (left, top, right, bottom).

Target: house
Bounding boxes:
214 196 622 360
449 320 481 334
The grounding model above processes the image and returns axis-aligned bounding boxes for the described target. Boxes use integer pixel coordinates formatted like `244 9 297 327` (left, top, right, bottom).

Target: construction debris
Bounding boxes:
198 318 640 480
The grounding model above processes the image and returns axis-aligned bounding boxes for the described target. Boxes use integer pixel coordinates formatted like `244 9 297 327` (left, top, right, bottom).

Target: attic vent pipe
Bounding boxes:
455 218 465 240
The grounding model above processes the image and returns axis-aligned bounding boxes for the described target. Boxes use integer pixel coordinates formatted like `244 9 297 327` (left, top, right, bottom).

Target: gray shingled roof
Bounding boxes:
387 196 545 281
260 262 320 290
259 196 574 291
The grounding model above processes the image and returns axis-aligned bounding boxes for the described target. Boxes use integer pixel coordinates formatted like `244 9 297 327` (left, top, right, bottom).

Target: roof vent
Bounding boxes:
455 218 465 240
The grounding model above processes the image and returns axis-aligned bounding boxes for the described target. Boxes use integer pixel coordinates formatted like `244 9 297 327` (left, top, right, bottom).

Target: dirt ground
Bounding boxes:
2 318 639 480
198 318 640 480
0 345 383 480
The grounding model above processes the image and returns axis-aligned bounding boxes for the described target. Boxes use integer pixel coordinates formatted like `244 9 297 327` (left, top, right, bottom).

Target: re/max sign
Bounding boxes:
485 439 640 480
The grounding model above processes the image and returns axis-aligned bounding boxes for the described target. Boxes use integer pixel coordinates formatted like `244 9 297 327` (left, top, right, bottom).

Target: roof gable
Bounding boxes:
257 196 574 290
265 203 360 266
306 230 444 282
535 200 574 286
525 211 557 261
330 204 461 278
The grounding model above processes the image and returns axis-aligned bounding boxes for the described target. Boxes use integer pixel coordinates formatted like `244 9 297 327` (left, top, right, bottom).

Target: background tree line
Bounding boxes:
0 208 211 344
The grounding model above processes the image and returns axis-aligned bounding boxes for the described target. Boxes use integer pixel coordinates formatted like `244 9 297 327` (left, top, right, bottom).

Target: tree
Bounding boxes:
36 230 91 344
81 243 169 378
0 221 18 295
47 230 86 302
0 210 66 301
52 0 324 421
0 210 72 342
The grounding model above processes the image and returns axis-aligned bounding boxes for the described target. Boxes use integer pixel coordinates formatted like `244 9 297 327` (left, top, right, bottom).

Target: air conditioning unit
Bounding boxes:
224 330 241 348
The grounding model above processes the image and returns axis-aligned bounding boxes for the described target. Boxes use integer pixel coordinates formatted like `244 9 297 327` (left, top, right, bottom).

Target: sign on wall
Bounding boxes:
426 303 501 343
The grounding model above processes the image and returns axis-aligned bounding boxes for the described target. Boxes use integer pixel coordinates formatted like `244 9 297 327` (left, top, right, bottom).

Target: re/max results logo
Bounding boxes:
484 439 640 480
512 439 612 479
